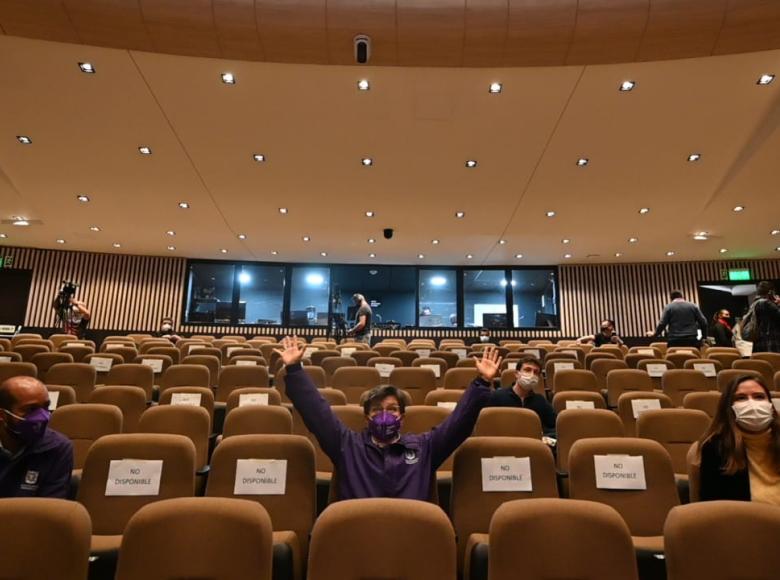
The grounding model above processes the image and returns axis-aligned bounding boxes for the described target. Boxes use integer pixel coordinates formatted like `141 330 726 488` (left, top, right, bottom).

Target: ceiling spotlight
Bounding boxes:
138 146 152 155
361 157 373 166
465 160 478 168
466 254 473 259
757 74 775 86
56 239 66 244
78 62 95 74
563 253 572 259
365 211 374 217
271 250 278 255
576 158 589 167
489 82 502 94
16 136 32 145
562 239 571 244
687 153 701 162
302 236 310 242
499 239 507 245
455 211 465 219
220 249 228 254
619 80 636 92
167 245 176 251
253 153 266 163
546 211 556 218
368 253 376 258
178 202 190 209
320 252 328 257
771 229 780 236
278 207 288 214
719 248 728 254
639 207 650 214
113 243 121 248
666 251 676 256
431 239 440 245
220 72 236 85
733 205 745 212
515 254 523 259
166 230 175 236
629 237 638 243
615 252 623 257
357 79 370 91
693 232 709 240
77 195 90 203
237 234 246 240
368 238 376 244
12 219 29 226
89 226 101 232
417 254 425 259
0 233 6 238
776 247 780 252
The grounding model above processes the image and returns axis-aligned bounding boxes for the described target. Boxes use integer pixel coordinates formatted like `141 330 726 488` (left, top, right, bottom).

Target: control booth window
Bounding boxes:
419 269 457 327
331 265 416 328
186 263 236 324
511 269 559 329
289 266 330 326
237 265 285 325
463 269 509 328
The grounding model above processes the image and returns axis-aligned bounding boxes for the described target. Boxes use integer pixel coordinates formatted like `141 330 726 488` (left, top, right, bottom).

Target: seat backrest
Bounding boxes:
13 344 50 361
321 357 358 382
616 391 674 436
682 358 722 389
138 406 211 469
58 344 95 363
206 434 315 556
216 365 270 402
30 352 73 381
636 409 711 474
147 346 181 364
733 359 775 385
717 368 762 393
105 364 155 401
636 358 675 388
424 389 464 407
665 352 698 369
591 359 630 391
473 407 543 438
49 403 123 469
223 406 293 437
0 361 37 383
115 497 272 580
47 384 78 409
664 500 780 580
556 409 624 472
88 386 147 433
551 391 607 413
489 498 638 580
158 386 215 428
45 363 97 403
275 366 326 402
372 345 400 357
0 498 92 580
307 406 365 475
682 391 721 418
751 352 780 373
307 498 456 580
349 350 381 366
456 358 477 368
605 369 653 407
0 350 22 362
389 350 419 366
442 367 479 389
430 350 459 369
388 367 437 405
568 437 680 536
401 406 451 435
159 364 210 394
624 353 655 369
707 352 740 369
365 356 404 374
585 351 617 369
661 369 709 407
225 387 282 411
310 349 340 366
103 345 140 364
544 358 582 391
450 437 558 570
553 369 599 393
181 354 221 386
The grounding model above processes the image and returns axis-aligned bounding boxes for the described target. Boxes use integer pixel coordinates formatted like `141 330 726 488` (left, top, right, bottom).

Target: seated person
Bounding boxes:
154 316 182 343
488 356 556 436
577 318 624 346
282 336 500 500
699 375 780 504
0 376 73 498
478 328 491 343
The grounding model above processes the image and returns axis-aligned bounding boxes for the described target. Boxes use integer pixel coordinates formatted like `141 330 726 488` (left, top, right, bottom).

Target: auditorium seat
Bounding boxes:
551 390 607 413
430 350 459 369
49 333 77 348
89 386 147 433
50 403 124 469
46 363 97 402
681 358 722 390
591 359 630 393
308 406 365 482
30 351 73 382
158 387 215 430
636 409 711 478
555 409 624 476
347 349 379 365
593 345 625 360
637 358 675 389
617 392 674 437
47 384 78 409
717 369 762 392
78 433 196 557
15 338 54 350
329 366 381 403
388 367 437 404
733 359 775 385
159 364 210 397
451 437 558 579
412 356 448 386
402 405 451 435
389 350 419 366
365 356 404 375
126 333 153 343
132 353 174 378
666 352 699 369
225 387 282 411
13 343 50 361
59 344 95 362
682 391 721 418
605 368 653 408
457 358 478 368
553 368 599 394
137 339 171 354
624 353 655 368
662 369 710 407
752 352 780 373
443 367 479 389
85 352 124 383
0 350 23 363
181 354 221 387
216 365 270 404
275 366 326 402
147 345 180 364
105 363 155 401
707 352 740 369
138 406 211 476
649 342 668 355
584 351 617 369
308 498 456 580
103 345 139 364
664 501 780 580
667 346 701 357
544 358 583 391
369 344 397 357
224 347 262 363
0 498 92 580
222 405 293 438
424 389 464 407
321 356 358 382
227 354 268 367
473 407 542 438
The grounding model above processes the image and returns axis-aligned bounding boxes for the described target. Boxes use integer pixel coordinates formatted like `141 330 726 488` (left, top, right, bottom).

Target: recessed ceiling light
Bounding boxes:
499 239 507 245
220 249 228 254
465 254 474 260
666 251 675 256
576 158 589 167
320 252 328 257
89 226 101 232
16 136 32 145
562 239 571 244
253 153 266 163
628 237 638 243
167 245 176 251
138 146 152 155
563 253 572 259
368 238 376 244
365 211 374 217
455 211 465 219
719 248 728 254
639 207 650 214
271 250 278 255
76 195 90 203
237 234 246 240
278 207 288 214
615 252 622 257
489 82 502 94
221 72 236 85
113 242 121 248
687 153 701 162
776 247 780 252
431 239 440 245
361 157 373 166
12 219 29 226
465 160 478 168
757 74 775 86
0 233 6 239
546 211 556 218
56 239 65 244
619 80 636 92
166 230 175 236
693 232 708 241
418 254 425 259
357 79 370 91
78 62 95 74
368 253 376 258
302 236 310 242
733 205 745 212
178 202 190 209
515 254 523 259
771 229 780 236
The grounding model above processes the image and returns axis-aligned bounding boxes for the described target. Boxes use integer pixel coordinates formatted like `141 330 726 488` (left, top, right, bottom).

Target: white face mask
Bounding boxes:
732 399 774 432
479 335 489 343
517 371 539 391
161 324 172 332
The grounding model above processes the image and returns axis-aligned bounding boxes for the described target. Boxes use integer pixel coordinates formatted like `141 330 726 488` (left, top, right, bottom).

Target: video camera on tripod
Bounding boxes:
52 280 83 333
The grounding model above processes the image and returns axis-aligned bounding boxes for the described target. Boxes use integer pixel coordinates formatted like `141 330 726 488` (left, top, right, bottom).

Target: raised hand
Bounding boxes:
278 335 305 367
475 346 503 382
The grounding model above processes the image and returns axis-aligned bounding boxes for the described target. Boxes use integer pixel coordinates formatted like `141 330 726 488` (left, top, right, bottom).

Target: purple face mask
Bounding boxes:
368 411 402 442
3 407 51 446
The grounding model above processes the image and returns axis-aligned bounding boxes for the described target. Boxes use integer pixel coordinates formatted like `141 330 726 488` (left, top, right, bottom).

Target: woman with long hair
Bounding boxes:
710 309 733 347
698 375 780 504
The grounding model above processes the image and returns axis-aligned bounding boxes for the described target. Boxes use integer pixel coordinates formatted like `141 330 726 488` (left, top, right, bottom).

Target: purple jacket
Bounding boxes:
0 428 73 498
285 362 491 500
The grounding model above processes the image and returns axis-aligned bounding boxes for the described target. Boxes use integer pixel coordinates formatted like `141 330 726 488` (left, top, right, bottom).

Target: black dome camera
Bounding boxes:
383 228 394 240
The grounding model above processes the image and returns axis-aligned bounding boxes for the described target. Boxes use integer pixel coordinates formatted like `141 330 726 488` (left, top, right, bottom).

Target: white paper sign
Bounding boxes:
105 459 163 496
693 363 717 378
631 398 662 419
236 360 258 366
48 391 60 410
62 342 77 348
674 349 695 355
481 457 532 492
0 356 12 363
421 364 441 378
453 348 468 359
226 346 242 357
375 363 395 378
525 349 541 359
341 347 357 356
303 347 317 359
646 363 669 378
506 362 518 371
141 358 164 373
437 401 457 410
239 393 269 407
170 393 202 406
417 349 431 358
594 455 647 490
554 362 575 371
189 344 207 354
89 356 113 372
565 400 595 410
637 348 655 356
233 459 287 495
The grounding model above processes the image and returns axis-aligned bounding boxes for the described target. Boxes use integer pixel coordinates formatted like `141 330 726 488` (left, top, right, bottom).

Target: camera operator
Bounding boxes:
347 293 372 345
52 283 90 338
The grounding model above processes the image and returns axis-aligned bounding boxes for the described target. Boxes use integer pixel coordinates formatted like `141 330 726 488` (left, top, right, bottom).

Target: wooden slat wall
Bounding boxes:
3 246 779 337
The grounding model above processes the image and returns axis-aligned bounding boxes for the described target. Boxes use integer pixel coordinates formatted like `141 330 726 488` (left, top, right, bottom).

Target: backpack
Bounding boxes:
740 300 762 342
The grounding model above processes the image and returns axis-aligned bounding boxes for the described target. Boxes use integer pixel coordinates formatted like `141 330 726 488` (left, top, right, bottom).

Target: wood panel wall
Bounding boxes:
2 246 779 338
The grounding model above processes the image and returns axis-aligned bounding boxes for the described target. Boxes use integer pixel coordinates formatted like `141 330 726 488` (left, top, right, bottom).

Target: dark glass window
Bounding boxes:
463 269 508 328
185 263 235 323
418 269 457 327
289 267 330 326
511 269 559 328
331 265 416 327
237 265 285 325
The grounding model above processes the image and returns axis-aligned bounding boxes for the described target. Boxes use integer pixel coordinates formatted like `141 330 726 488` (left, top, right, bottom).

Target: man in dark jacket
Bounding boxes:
752 281 780 353
488 356 557 436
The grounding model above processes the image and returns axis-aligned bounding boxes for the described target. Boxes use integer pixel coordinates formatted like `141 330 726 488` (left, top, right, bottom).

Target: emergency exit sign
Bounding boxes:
0 255 13 268
728 269 751 281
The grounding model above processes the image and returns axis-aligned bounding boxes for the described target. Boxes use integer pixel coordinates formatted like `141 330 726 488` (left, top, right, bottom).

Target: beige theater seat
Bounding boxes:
222 405 293 438
89 386 147 433
50 403 123 469
473 407 542 438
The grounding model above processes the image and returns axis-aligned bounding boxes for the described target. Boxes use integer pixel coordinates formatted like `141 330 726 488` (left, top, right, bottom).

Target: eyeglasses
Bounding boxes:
369 405 401 415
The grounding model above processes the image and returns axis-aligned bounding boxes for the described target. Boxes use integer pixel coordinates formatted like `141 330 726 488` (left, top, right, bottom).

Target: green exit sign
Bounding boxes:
728 269 751 281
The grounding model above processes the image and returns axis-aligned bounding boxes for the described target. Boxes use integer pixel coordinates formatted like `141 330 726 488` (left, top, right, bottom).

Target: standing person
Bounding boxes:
751 282 780 354
710 309 734 347
347 293 372 345
648 290 708 347
52 294 90 338
280 336 501 500
577 319 624 346
698 375 780 504
488 356 556 436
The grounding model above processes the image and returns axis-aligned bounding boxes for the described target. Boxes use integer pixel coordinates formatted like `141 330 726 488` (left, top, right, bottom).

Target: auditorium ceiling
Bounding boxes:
0 34 778 265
